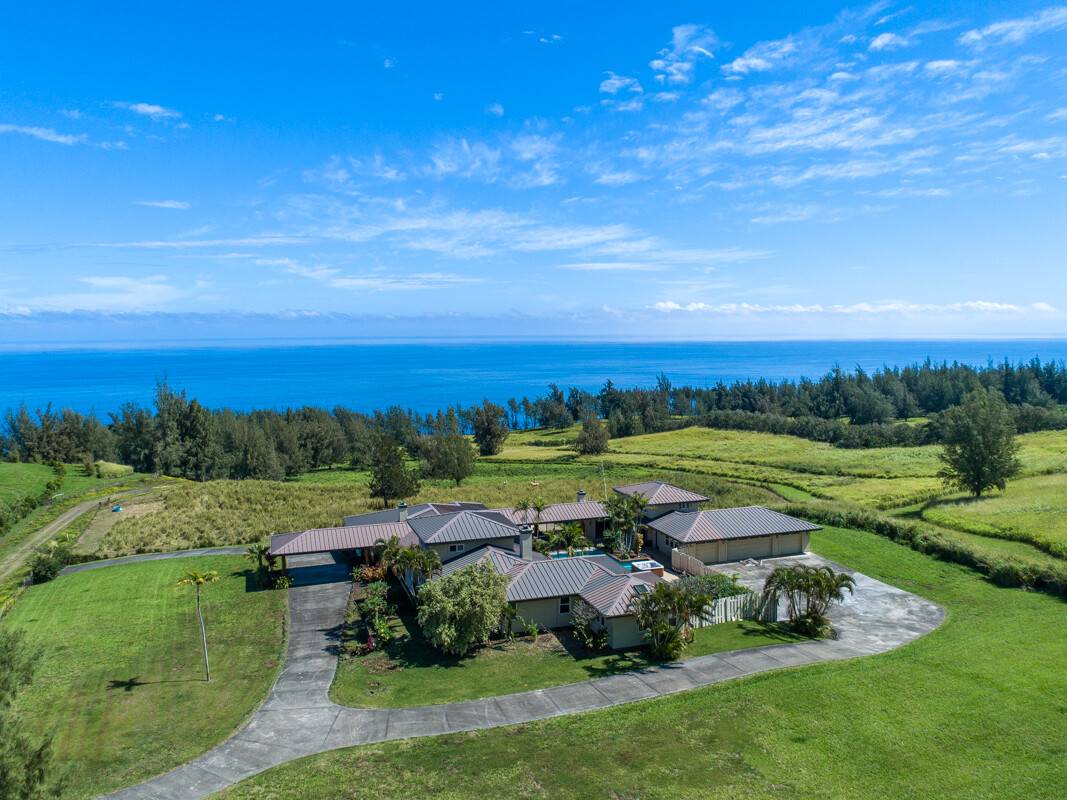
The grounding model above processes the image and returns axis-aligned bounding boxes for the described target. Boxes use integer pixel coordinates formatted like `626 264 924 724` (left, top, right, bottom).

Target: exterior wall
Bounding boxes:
606 616 646 649
680 532 809 565
643 501 699 521
511 597 573 631
432 536 517 563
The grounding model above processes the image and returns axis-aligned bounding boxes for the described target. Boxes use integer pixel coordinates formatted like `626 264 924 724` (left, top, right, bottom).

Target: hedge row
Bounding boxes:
783 502 1067 598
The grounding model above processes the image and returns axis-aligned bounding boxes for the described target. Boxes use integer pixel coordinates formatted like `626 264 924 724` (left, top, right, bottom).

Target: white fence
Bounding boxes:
690 592 778 627
671 548 712 576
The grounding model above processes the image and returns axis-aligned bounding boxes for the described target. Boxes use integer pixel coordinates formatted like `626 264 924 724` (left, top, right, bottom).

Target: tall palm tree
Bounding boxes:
177 570 220 681
531 496 548 536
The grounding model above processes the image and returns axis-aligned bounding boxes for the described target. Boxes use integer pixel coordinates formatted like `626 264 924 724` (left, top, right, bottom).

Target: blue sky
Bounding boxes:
2 1 1067 342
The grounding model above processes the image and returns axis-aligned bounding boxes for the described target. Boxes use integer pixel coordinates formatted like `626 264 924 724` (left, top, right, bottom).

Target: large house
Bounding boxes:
268 480 819 649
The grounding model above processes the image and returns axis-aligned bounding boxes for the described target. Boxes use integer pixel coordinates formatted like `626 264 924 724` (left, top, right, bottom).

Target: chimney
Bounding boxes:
518 524 534 560
398 501 408 521
576 489 587 504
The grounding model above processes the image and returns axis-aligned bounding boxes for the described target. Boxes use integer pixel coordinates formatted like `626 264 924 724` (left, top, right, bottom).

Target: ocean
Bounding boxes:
2 339 1067 417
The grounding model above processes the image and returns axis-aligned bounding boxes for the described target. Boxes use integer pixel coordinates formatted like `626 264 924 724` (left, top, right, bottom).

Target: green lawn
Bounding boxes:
922 472 1067 558
332 610 806 709
215 527 1067 800
3 555 287 800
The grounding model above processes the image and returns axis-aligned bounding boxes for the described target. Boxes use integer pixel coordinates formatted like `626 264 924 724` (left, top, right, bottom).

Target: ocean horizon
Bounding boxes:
3 338 1067 417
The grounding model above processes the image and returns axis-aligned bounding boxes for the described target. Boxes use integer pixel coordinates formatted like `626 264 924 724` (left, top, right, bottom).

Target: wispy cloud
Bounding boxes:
26 275 184 312
599 71 642 95
651 299 1055 314
959 6 1067 48
869 31 910 51
485 102 505 117
113 101 181 120
134 199 190 210
0 123 85 145
650 24 717 84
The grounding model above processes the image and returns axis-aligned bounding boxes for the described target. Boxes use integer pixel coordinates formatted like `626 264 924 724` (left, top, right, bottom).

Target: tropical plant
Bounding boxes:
545 522 591 556
177 569 220 681
514 494 548 535
938 388 1022 498
634 580 713 659
571 598 608 651
245 542 270 572
763 564 855 636
416 563 509 656
604 491 648 557
377 536 442 603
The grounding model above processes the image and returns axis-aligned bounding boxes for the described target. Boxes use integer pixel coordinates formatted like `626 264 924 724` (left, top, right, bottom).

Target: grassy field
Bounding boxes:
0 461 56 504
332 610 805 709
3 555 287 800
215 526 1067 800
487 425 1067 511
921 473 1067 558
92 463 773 557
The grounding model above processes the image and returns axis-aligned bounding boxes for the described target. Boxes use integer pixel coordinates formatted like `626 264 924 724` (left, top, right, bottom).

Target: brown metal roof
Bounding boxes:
408 510 519 544
647 506 821 543
431 544 664 616
269 521 415 556
612 481 708 506
493 500 609 525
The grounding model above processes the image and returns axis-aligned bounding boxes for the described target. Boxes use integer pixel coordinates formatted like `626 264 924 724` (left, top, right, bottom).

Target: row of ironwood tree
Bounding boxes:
2 358 1066 481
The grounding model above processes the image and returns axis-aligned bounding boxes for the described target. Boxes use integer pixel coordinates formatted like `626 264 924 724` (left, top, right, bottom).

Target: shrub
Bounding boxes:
417 563 509 656
28 541 72 584
571 599 608 651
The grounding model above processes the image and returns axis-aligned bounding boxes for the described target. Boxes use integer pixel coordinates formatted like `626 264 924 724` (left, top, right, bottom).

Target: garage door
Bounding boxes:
726 537 774 562
775 533 803 556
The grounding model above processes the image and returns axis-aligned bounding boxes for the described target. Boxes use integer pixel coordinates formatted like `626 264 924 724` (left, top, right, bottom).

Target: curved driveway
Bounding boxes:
104 552 944 800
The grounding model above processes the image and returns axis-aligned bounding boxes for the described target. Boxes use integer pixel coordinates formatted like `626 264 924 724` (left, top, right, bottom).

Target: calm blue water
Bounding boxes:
2 339 1066 416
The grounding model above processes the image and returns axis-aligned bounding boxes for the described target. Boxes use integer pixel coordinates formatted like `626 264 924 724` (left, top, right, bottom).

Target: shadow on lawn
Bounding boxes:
107 675 202 692
739 621 808 642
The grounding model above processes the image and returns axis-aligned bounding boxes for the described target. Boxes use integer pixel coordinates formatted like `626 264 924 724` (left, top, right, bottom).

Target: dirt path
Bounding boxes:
0 488 151 584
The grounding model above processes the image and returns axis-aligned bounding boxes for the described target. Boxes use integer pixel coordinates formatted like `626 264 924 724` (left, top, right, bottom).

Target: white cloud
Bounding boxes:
134 199 190 210
869 32 910 51
650 299 1051 315
0 123 86 145
485 102 505 117
114 101 181 120
924 59 963 74
650 23 717 84
559 261 666 272
427 138 502 180
60 109 82 120
722 36 798 75
27 275 184 312
599 71 642 94
383 57 395 69
959 6 1067 48
433 92 444 102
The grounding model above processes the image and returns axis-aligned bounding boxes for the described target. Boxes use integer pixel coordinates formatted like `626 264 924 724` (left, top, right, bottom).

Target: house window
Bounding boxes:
559 595 571 614
449 543 465 553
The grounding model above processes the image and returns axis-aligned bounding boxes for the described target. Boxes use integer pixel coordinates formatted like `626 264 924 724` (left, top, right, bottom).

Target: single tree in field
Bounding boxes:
545 522 591 556
0 628 60 799
938 388 1021 498
178 570 220 681
472 399 509 456
368 434 420 507
574 414 610 455
419 431 475 486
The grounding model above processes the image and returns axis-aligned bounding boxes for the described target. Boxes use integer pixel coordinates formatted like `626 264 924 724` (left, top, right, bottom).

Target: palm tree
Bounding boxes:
177 570 220 681
545 522 591 557
245 542 270 572
531 496 548 535
763 565 854 631
514 497 532 527
377 536 441 604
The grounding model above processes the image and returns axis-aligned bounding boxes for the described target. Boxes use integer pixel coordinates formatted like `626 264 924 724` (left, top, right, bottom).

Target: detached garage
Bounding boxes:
647 506 821 565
